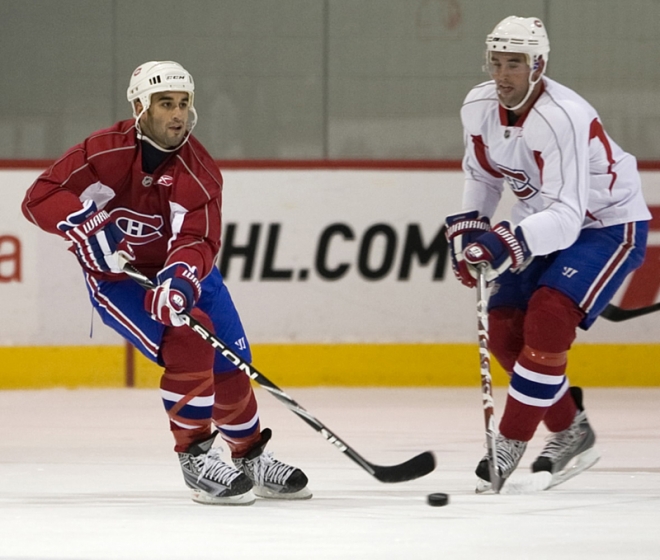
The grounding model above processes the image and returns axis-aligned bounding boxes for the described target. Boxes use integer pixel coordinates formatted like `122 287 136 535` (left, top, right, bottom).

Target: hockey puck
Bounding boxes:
426 492 450 507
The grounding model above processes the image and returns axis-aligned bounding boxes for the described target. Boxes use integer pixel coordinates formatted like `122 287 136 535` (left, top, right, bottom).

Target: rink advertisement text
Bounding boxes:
2 167 659 345
218 222 448 282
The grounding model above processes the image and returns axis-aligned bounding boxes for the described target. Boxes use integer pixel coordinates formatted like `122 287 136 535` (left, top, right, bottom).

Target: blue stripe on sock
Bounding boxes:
510 372 562 402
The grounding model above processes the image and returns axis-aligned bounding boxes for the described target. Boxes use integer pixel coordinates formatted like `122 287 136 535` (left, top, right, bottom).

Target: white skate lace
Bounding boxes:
196 449 242 485
495 436 527 476
248 451 296 487
538 418 582 462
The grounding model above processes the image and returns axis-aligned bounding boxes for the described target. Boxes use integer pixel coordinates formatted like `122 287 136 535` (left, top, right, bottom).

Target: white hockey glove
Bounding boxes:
57 200 134 274
144 262 202 327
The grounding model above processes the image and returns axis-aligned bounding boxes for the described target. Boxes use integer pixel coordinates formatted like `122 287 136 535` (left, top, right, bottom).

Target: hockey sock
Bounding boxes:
499 288 582 441
212 369 261 458
488 306 525 374
160 368 214 452
499 346 568 441
159 308 216 452
542 388 578 432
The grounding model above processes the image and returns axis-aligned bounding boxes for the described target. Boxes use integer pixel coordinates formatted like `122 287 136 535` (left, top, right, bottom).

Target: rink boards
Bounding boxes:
1 167 659 387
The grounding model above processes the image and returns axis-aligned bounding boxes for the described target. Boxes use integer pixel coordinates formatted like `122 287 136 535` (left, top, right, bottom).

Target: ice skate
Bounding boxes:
531 387 601 489
234 428 312 500
475 434 527 493
178 432 255 505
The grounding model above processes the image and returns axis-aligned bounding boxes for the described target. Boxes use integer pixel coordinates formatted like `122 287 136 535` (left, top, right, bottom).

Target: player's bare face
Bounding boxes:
487 52 531 110
140 92 190 149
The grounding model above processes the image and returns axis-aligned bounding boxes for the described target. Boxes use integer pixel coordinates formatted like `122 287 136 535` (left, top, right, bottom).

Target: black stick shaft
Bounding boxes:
121 262 435 483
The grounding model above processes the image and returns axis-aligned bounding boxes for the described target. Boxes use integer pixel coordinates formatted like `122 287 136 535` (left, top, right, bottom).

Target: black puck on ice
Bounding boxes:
426 492 450 507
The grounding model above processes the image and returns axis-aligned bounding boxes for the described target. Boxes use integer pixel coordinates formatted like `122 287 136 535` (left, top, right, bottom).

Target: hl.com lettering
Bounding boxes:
218 222 449 282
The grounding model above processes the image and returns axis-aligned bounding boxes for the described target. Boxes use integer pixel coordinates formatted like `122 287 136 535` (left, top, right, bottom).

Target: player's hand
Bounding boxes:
57 200 134 274
444 210 491 288
145 262 202 327
463 221 532 282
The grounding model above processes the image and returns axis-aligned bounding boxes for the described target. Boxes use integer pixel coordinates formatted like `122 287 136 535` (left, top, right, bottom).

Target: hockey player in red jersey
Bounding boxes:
445 17 651 491
22 61 311 505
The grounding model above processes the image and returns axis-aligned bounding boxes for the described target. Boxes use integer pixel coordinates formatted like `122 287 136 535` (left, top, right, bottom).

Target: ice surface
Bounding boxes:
1 387 659 560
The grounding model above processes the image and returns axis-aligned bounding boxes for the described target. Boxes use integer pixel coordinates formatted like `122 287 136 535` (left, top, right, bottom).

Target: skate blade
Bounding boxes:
547 446 601 489
191 488 256 506
476 471 553 495
255 486 313 500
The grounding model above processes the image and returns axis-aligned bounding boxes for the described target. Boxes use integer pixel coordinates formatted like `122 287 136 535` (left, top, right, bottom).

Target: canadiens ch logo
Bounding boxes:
109 208 164 245
496 165 539 200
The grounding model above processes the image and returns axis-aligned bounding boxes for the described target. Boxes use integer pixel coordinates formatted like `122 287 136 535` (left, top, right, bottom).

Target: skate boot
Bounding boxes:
233 428 312 500
178 431 255 505
531 387 601 488
475 434 527 493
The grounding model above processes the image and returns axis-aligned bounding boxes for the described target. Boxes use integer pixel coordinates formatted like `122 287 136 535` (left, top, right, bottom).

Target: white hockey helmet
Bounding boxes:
127 61 195 115
126 61 198 142
486 17 550 111
486 16 550 72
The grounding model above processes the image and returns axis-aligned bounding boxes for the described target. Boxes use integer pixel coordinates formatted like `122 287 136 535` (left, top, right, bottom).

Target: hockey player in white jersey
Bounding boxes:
445 16 651 491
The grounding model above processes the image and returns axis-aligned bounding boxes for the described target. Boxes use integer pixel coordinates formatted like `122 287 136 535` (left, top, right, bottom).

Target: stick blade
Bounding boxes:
372 451 436 483
600 302 660 322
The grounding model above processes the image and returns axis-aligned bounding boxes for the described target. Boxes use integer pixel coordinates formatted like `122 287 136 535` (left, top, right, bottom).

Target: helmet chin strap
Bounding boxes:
498 56 544 113
499 74 542 112
136 132 183 153
134 107 198 153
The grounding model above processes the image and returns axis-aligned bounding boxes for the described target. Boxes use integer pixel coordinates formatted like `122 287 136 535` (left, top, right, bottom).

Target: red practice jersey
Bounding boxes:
22 119 223 280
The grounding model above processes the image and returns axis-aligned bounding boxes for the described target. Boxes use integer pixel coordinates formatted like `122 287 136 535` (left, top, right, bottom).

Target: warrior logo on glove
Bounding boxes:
57 200 135 274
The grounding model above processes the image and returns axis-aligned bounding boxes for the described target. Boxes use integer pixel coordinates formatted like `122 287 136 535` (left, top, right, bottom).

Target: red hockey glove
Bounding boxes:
463 221 532 282
444 210 491 288
57 200 134 274
144 262 202 327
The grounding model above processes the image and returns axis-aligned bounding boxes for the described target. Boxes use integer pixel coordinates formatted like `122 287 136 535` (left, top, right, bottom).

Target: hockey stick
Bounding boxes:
476 267 503 493
600 302 660 322
121 261 436 483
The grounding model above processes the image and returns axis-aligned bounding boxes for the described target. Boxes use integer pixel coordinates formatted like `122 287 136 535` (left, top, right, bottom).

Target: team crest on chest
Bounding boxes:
109 208 164 245
496 165 539 200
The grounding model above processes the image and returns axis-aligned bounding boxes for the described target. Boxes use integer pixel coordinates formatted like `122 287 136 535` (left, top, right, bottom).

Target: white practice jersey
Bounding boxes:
460 77 651 256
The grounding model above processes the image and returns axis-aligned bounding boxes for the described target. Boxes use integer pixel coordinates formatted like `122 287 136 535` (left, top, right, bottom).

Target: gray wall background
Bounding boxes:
1 0 659 161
